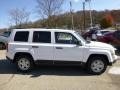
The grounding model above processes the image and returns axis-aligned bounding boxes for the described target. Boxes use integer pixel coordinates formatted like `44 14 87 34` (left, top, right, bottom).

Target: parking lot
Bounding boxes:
0 50 120 90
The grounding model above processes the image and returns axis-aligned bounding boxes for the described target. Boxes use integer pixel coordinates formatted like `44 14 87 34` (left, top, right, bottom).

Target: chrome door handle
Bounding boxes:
32 46 39 48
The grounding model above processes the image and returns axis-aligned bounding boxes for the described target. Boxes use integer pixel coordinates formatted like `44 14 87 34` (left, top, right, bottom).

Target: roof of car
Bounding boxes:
13 28 75 33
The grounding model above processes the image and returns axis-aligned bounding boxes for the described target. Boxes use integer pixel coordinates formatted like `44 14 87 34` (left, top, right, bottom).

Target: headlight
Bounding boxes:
110 50 115 56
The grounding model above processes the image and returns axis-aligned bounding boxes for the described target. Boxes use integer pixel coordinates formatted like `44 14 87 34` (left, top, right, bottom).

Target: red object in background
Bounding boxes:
82 31 91 39
105 15 114 25
97 30 120 47
82 29 97 40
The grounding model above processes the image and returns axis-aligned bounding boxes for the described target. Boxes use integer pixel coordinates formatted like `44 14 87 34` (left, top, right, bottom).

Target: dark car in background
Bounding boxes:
97 30 120 49
82 29 112 41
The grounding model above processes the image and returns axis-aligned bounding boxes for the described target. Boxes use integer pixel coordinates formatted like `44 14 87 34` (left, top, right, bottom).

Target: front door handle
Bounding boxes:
56 47 63 49
32 46 39 48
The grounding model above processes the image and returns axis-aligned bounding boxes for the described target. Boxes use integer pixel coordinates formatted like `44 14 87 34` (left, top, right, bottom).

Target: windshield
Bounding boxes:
75 31 88 44
101 31 109 35
0 31 11 37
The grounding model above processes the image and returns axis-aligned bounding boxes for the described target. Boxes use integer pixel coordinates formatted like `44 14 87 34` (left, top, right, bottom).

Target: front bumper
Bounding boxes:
109 55 119 66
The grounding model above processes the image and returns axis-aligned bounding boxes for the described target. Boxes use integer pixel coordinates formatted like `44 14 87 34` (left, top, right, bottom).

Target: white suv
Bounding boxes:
6 29 118 75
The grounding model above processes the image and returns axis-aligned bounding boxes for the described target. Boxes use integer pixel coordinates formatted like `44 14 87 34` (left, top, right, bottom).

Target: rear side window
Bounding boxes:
14 31 29 42
33 31 51 43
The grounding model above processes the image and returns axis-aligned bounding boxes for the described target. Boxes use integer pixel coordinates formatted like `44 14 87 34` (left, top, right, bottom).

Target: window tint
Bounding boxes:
55 32 78 44
14 31 29 42
101 31 109 35
33 31 51 43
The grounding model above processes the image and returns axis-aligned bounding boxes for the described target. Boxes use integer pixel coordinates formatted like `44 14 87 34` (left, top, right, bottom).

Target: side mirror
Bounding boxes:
76 41 82 46
86 40 91 43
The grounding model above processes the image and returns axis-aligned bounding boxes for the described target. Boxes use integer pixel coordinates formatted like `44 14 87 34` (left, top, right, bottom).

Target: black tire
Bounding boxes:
87 56 107 75
16 56 34 72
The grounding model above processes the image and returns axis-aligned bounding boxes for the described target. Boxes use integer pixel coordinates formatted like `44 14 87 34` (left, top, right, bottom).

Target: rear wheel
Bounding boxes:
16 56 34 72
87 56 107 75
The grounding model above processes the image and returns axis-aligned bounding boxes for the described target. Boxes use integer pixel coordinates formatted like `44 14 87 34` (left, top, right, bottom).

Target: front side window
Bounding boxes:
14 31 29 42
33 31 51 43
55 32 78 44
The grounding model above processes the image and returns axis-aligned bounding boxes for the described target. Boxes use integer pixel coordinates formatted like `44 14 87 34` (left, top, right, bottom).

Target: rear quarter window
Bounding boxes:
14 31 29 42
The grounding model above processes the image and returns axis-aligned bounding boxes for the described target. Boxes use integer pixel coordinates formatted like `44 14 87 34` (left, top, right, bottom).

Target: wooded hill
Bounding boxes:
2 9 120 31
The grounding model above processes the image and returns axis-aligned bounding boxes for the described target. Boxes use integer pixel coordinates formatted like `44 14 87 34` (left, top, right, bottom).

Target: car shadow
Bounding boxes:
0 59 94 77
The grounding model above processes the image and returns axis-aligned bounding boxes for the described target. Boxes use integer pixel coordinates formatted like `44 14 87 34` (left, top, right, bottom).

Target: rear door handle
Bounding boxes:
56 47 63 49
32 46 39 48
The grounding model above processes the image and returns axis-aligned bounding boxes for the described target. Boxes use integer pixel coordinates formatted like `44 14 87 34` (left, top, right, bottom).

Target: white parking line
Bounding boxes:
108 66 120 75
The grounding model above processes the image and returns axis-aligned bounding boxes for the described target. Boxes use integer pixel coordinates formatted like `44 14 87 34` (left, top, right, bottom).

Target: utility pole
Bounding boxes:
83 2 86 30
89 0 93 27
70 1 74 30
85 0 93 28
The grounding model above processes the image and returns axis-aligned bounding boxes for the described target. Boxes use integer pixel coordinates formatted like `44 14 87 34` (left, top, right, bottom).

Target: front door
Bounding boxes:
54 32 83 62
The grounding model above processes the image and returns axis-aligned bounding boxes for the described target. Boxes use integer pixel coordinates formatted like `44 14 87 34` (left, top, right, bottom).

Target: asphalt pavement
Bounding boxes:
0 50 120 90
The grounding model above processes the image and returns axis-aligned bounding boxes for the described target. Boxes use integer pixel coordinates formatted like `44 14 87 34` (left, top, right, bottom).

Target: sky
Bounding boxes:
0 0 120 28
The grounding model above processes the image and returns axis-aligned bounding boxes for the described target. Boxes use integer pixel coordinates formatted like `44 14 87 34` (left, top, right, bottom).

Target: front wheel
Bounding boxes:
87 56 107 75
16 56 34 72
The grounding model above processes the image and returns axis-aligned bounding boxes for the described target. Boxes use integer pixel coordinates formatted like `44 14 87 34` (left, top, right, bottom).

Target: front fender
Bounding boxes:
83 49 113 63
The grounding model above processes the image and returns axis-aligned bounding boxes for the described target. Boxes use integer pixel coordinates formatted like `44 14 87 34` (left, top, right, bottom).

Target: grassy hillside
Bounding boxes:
7 9 120 30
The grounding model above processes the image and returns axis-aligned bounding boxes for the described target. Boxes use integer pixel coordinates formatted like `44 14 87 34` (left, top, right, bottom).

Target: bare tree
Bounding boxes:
36 0 64 27
9 8 30 28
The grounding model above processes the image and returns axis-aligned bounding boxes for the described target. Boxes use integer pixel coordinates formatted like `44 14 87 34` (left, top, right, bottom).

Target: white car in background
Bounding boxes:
0 31 11 49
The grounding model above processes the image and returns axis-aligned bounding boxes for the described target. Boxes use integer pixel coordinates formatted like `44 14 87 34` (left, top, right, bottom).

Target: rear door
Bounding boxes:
32 31 54 60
